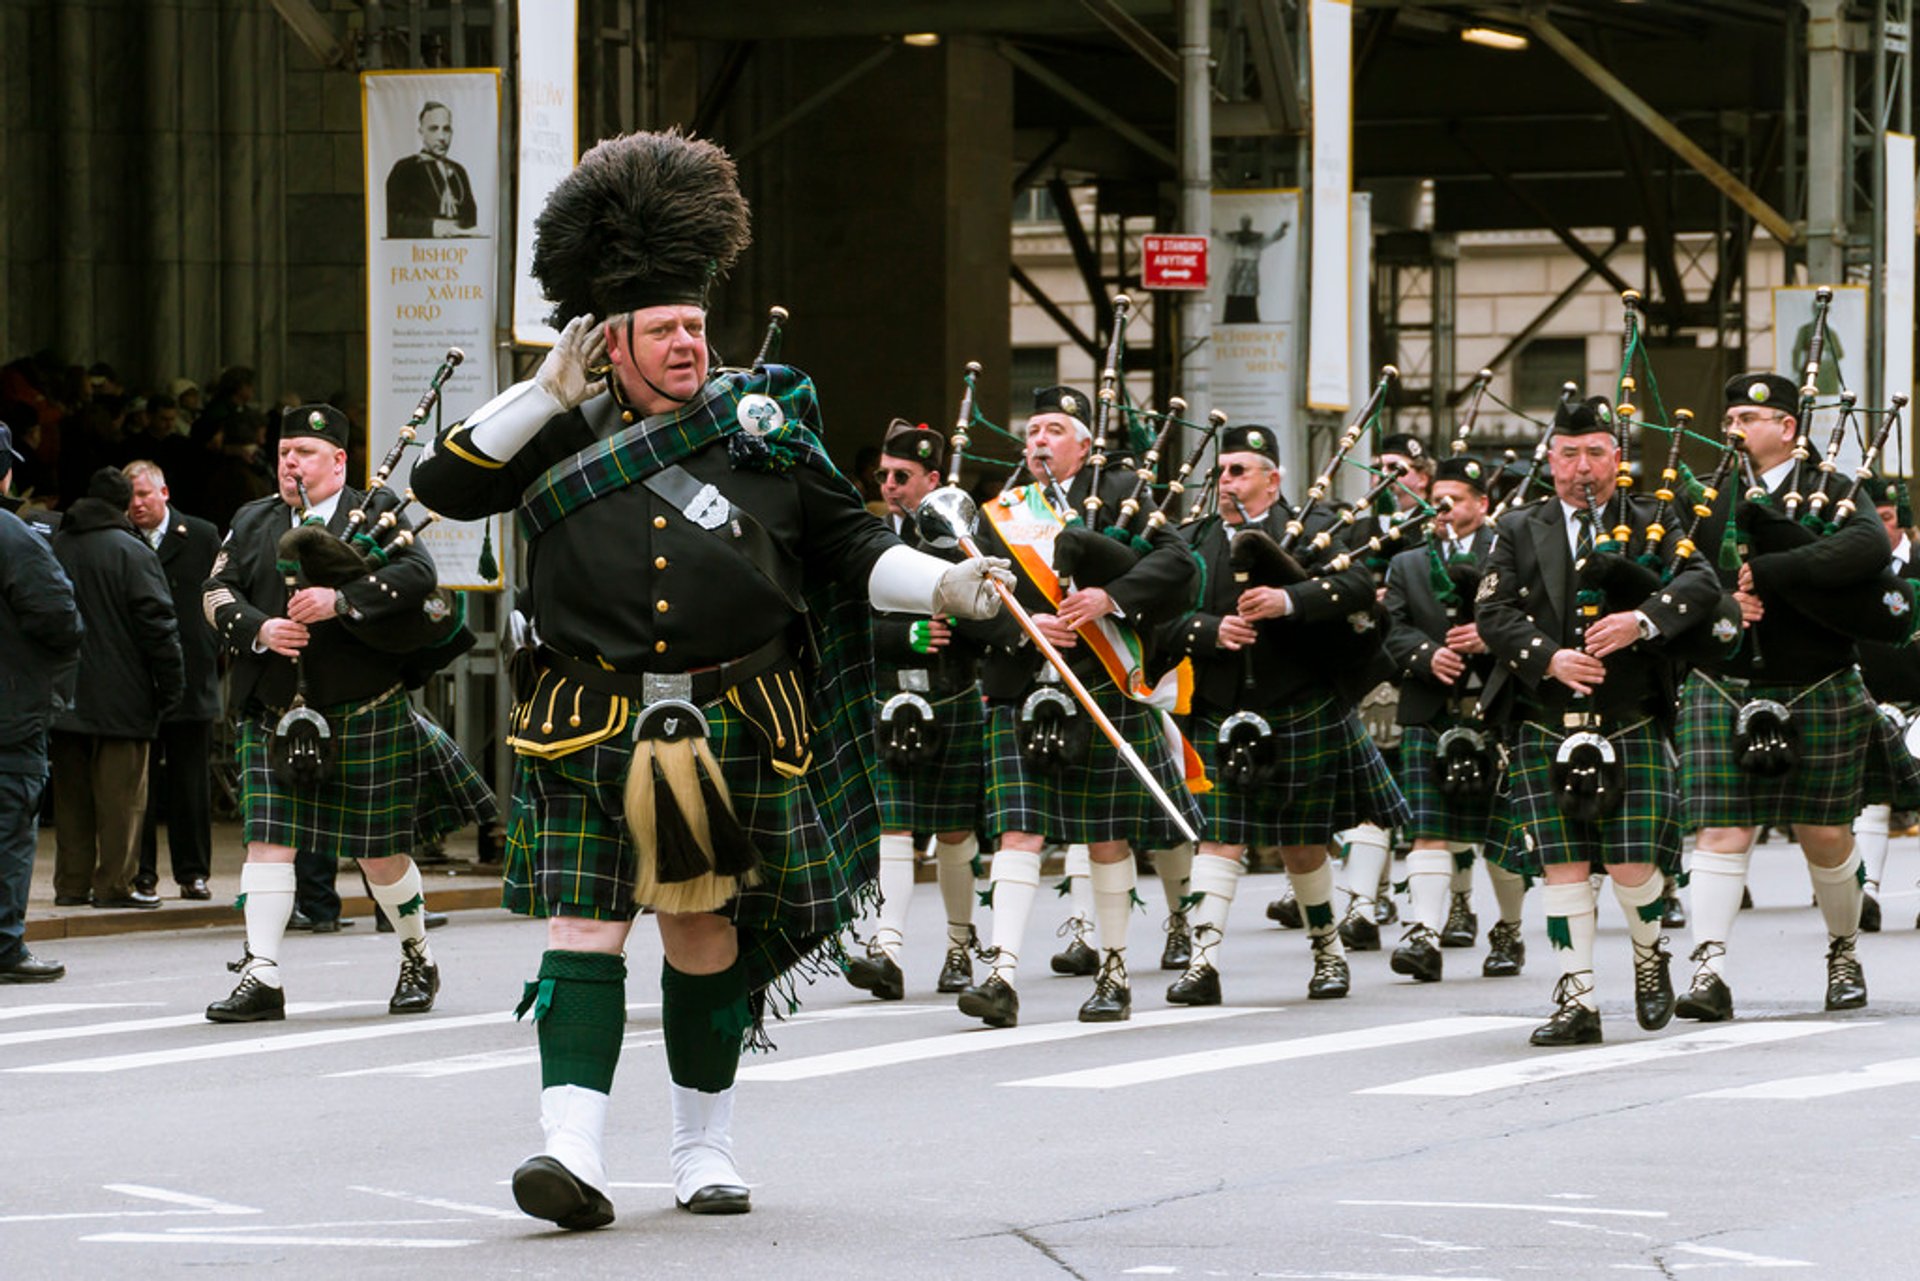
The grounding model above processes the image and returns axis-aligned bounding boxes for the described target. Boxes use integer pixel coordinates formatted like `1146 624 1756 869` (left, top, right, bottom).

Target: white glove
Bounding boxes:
535 314 609 412
933 557 1014 620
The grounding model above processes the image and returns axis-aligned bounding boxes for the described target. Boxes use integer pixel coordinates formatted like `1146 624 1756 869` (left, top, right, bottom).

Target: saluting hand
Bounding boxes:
535 313 610 411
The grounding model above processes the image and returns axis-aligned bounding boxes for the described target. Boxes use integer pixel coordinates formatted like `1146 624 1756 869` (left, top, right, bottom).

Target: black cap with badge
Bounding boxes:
281 403 350 449
1547 394 1614 439
1433 453 1490 493
1723 372 1801 421
880 417 945 472
1031 385 1092 428
1220 422 1279 464
1377 431 1425 460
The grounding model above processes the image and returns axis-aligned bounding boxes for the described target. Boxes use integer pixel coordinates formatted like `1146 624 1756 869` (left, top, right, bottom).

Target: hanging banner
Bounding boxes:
1307 0 1353 411
363 69 503 590
1884 131 1915 457
1344 192 1372 501
513 0 579 347
1208 189 1302 481
1774 283 1872 475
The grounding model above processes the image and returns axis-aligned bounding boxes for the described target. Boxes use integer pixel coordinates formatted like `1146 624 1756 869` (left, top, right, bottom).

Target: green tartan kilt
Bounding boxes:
1861 702 1920 808
503 696 869 996
1398 721 1503 844
1677 669 1877 828
237 686 498 862
873 686 986 834
1497 719 1681 875
982 682 1200 847
1192 697 1410 847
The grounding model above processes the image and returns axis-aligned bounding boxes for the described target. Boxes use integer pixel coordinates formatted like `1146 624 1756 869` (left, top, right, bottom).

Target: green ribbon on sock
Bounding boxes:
515 977 555 1022
1547 915 1574 950
396 893 425 918
1452 850 1475 872
1128 888 1147 910
1176 890 1206 912
233 893 246 911
1054 878 1073 898
1635 898 1665 923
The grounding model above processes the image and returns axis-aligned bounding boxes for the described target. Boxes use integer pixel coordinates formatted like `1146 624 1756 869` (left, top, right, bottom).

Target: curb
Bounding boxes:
24 886 506 943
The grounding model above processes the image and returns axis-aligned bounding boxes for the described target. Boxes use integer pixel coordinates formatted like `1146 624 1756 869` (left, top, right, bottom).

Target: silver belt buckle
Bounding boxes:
897 668 931 693
1036 664 1061 686
642 671 695 705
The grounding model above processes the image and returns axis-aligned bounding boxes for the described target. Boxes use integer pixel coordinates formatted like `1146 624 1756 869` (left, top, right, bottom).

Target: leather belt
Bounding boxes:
537 635 788 706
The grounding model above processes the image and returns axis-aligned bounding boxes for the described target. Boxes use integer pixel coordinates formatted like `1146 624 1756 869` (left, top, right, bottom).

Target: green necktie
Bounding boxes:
1574 509 1594 562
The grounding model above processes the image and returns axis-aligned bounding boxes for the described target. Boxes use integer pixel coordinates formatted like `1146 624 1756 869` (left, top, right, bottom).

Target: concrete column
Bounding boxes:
145 0 186 384
181 0 222 384
1177 0 1213 418
256 1 287 399
219 0 259 374
55 1 94 364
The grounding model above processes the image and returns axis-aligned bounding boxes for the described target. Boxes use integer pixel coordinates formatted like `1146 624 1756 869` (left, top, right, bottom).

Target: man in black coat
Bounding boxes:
124 462 220 900
385 101 477 238
48 468 184 910
1852 477 1920 931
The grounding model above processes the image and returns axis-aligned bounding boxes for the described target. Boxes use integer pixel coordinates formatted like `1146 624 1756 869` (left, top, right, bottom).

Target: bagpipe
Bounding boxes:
1426 369 1499 799
1548 479 1630 820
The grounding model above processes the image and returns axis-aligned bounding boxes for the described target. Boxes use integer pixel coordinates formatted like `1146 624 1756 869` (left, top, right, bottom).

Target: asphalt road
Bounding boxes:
6 843 1920 1280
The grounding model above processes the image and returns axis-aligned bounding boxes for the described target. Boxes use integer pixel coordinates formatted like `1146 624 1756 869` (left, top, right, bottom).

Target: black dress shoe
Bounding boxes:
1674 945 1733 1022
1160 914 1192 971
1529 997 1603 1047
935 942 973 994
845 950 904 1001
1825 935 1867 1010
1439 893 1478 948
389 939 440 1014
1660 893 1687 930
1165 963 1221 1006
310 917 352 933
133 874 159 895
0 950 66 983
1374 895 1399 926
288 909 316 931
679 1184 751 1215
180 877 212 901
1390 926 1444 982
1307 934 1350 1000
1481 919 1526 978
1050 932 1099 976
957 974 1019 1028
1632 937 1675 1031
1859 892 1882 934
94 890 161 910
376 908 449 932
53 895 90 907
207 968 287 1023
1339 911 1380 952
512 1154 615 1230
1266 893 1304 929
1078 951 1131 1022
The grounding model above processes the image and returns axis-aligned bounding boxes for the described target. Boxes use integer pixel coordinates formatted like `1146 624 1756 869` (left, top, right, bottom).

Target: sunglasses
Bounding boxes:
1221 461 1267 479
878 468 919 485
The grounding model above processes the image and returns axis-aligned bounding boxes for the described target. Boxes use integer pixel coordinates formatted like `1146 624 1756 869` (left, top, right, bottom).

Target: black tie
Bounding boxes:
1574 510 1594 562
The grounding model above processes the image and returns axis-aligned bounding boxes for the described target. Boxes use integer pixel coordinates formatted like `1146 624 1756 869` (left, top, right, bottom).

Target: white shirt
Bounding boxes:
1759 456 1796 496
1558 500 1599 560
1893 533 1911 575
140 505 171 550
292 490 343 528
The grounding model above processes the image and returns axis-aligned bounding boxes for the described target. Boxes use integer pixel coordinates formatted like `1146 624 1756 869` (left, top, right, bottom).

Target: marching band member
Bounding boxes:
1850 476 1920 932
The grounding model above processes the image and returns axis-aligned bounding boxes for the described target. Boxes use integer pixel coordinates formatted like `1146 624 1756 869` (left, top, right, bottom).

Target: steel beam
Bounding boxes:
996 39 1177 168
1244 0 1304 135
734 43 895 161
1462 231 1630 395
691 40 756 136
1077 0 1182 86
1450 129 1634 295
1048 177 1114 341
1012 264 1100 360
267 0 352 69
1805 0 1850 281
1177 0 1212 421
1607 100 1687 321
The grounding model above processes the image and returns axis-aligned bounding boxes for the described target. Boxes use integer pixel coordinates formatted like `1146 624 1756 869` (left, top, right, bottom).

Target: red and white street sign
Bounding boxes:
1141 234 1209 290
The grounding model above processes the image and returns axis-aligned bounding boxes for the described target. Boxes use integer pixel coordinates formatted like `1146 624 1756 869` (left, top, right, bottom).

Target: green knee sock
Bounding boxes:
517 949 627 1093
661 956 752 1093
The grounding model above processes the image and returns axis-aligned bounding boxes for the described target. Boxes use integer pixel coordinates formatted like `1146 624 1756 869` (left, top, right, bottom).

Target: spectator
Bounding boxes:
48 468 184 910
0 423 82 981
125 462 220 901
170 378 203 425
0 408 59 516
200 410 274 532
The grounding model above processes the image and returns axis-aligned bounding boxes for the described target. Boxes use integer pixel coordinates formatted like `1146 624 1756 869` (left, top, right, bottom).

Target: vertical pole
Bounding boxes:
1806 0 1849 286
451 0 468 68
1178 0 1213 428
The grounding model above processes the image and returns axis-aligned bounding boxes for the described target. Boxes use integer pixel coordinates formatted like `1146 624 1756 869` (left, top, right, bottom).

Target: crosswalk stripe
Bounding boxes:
8 1011 514 1075
0 1002 382 1051
0 1003 160 1023
736 1007 1264 1082
80 1232 476 1249
1691 1055 1920 1101
328 1003 664 1078
1002 1016 1536 1089
1358 1021 1865 1097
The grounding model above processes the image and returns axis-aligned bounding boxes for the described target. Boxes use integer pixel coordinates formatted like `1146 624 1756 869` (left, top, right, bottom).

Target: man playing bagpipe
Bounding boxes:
844 418 991 1001
957 384 1202 1029
202 404 496 1024
411 130 1009 1226
1847 475 1920 933
1156 423 1409 1004
1476 394 1721 1045
1381 453 1529 982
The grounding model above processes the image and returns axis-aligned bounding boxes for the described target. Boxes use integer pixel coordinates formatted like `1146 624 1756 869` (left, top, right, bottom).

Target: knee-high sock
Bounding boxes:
1063 844 1095 925
1611 872 1665 951
660 956 750 1093
1289 857 1342 944
1088 857 1137 958
1541 880 1598 1008
873 833 917 959
1687 846 1751 978
1808 847 1865 940
985 847 1042 983
364 857 432 963
1406 848 1453 932
1187 854 1242 969
1855 805 1891 893
1486 860 1528 925
240 862 296 986
1151 842 1194 916
523 950 627 1093
932 834 979 947
1341 825 1391 914
1448 842 1477 894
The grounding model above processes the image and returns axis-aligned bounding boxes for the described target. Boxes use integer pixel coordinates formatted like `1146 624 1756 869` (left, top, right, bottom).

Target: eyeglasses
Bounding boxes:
1221 461 1269 479
1722 410 1786 429
878 468 919 485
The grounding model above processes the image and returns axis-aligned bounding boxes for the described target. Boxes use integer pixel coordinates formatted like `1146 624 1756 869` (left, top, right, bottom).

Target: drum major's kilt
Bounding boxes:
236 686 496 863
1861 702 1920 809
1192 695 1410 847
874 686 985 834
983 682 1200 846
1498 718 1680 875
1398 721 1502 844
1677 669 1876 829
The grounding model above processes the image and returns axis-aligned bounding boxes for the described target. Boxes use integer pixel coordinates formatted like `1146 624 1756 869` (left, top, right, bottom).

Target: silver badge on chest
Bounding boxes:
737 393 783 436
684 483 730 530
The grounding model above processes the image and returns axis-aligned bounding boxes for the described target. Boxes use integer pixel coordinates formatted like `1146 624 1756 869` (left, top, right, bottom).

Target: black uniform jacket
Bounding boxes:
152 510 223 723
872 507 994 698
1383 525 1498 727
1156 498 1379 716
412 389 899 675
1475 493 1721 726
1858 551 1920 704
206 489 438 712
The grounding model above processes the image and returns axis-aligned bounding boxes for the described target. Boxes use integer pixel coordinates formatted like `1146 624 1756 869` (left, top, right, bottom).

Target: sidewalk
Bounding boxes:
23 821 505 944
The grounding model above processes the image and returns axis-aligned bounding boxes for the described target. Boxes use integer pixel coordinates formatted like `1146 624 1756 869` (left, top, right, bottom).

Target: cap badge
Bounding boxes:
916 440 933 459
1406 439 1423 458
1465 461 1482 479
1750 381 1770 403
1248 430 1265 449
308 411 327 431
737 393 783 436
1059 394 1079 416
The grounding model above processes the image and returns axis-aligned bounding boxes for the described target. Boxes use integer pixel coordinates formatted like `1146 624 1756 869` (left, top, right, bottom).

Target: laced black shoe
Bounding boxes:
1859 891 1882 934
1631 936 1675 1031
1307 932 1350 1000
1660 892 1687 930
1078 950 1131 1022
1439 892 1478 948
1166 962 1221 1006
207 950 286 1023
1339 906 1381 951
1390 925 1444 983
1266 890 1303 929
845 944 905 1001
389 938 439 1014
1374 895 1399 926
935 927 976 994
1825 935 1867 1010
1529 972 1602 1046
1481 919 1526 978
1050 919 1099 976
1674 942 1733 1022
957 968 1019 1028
1160 912 1192 970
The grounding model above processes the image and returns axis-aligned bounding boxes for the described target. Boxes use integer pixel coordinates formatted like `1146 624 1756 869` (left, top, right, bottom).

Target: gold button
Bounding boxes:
653 516 667 529
654 556 667 570
656 600 669 613
655 640 668 653
622 410 635 424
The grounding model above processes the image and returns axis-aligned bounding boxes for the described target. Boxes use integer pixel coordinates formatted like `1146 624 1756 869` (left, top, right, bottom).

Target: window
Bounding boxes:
1513 337 1587 409
1012 186 1058 225
1009 347 1059 415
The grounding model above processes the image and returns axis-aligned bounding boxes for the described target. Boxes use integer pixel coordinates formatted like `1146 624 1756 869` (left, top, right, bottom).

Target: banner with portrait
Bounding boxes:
363 69 504 589
1773 284 1872 476
1208 188 1303 482
513 0 579 347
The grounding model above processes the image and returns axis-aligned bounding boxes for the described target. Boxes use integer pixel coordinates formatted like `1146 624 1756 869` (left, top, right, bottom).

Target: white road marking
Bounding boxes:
1339 1199 1668 1219
1247 1272 1505 1280
0 1003 159 1022
82 1232 476 1248
329 1004 665 1078
1358 1022 1863 1097
10 1010 513 1074
1667 1242 1814 1267
0 1002 381 1050
104 1185 259 1214
1003 1016 1534 1089
0 1209 236 1225
1692 1055 1920 1101
348 1186 521 1220
735 1007 1264 1082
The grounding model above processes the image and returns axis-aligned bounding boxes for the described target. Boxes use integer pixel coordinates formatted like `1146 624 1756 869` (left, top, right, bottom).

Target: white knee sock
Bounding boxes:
1187 854 1242 969
871 834 917 959
985 848 1042 984
1448 842 1477 894
1541 880 1598 1008
1151 842 1195 915
365 858 433 963
1064 844 1094 925
1687 846 1751 978
1855 805 1891 893
1611 872 1665 951
932 834 979 948
1486 861 1528 925
1808 848 1865 940
1406 848 1452 932
1088 857 1137 958
1341 825 1391 915
1289 857 1342 943
240 862 296 986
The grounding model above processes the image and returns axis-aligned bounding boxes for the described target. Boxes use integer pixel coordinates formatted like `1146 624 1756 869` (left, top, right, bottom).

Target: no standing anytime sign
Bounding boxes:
1141 234 1209 290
